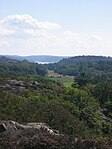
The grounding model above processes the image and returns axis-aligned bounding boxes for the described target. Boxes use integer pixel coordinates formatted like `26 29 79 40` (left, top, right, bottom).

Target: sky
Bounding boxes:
0 0 112 56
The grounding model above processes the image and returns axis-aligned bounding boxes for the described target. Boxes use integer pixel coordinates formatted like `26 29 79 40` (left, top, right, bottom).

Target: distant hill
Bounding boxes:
1 55 68 63
0 56 19 63
0 56 47 77
46 55 112 82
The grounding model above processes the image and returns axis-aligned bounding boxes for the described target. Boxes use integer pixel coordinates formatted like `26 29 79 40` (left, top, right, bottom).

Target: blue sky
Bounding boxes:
0 0 112 56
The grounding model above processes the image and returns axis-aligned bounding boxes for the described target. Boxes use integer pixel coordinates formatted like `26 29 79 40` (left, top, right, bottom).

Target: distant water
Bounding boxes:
35 61 54 64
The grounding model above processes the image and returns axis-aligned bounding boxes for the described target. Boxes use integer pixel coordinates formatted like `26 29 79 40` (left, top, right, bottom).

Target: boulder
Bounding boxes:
0 121 110 149
0 123 7 133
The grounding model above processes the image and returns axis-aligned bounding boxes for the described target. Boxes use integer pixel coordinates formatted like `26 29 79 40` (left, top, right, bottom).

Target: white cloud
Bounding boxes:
0 14 112 56
0 15 61 30
0 29 15 35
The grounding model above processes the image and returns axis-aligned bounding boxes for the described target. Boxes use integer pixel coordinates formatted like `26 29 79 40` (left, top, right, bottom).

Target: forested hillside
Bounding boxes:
0 56 47 77
47 56 112 82
0 56 112 148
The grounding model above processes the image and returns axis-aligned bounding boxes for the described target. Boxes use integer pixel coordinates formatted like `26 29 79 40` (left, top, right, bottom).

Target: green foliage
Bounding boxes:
0 56 112 142
0 56 47 77
85 82 112 108
72 73 90 88
46 56 112 82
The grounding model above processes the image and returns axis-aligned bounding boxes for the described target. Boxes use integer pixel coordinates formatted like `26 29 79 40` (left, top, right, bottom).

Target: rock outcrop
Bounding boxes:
0 80 41 90
0 121 111 149
0 80 42 96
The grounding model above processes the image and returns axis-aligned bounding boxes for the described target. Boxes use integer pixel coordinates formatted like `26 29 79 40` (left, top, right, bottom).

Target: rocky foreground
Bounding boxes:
0 121 111 149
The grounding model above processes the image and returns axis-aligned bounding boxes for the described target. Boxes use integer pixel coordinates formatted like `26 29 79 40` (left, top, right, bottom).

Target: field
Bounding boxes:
47 70 74 87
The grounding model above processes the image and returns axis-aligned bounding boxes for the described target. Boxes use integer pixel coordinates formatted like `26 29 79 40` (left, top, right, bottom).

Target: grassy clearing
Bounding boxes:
47 70 63 77
63 81 73 87
47 70 74 87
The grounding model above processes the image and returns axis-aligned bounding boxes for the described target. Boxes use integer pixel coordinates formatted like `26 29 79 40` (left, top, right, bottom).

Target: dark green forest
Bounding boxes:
0 56 112 146
0 56 47 77
47 56 112 82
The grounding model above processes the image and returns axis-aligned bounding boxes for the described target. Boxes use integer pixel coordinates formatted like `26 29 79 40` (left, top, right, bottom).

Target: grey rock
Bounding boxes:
0 123 7 133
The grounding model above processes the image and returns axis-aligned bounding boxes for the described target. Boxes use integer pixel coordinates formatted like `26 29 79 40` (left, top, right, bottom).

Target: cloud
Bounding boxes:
0 29 15 35
0 14 111 56
0 15 61 30
62 31 103 50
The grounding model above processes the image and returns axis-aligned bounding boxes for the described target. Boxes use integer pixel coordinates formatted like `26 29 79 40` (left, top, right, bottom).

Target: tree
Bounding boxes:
73 73 90 88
